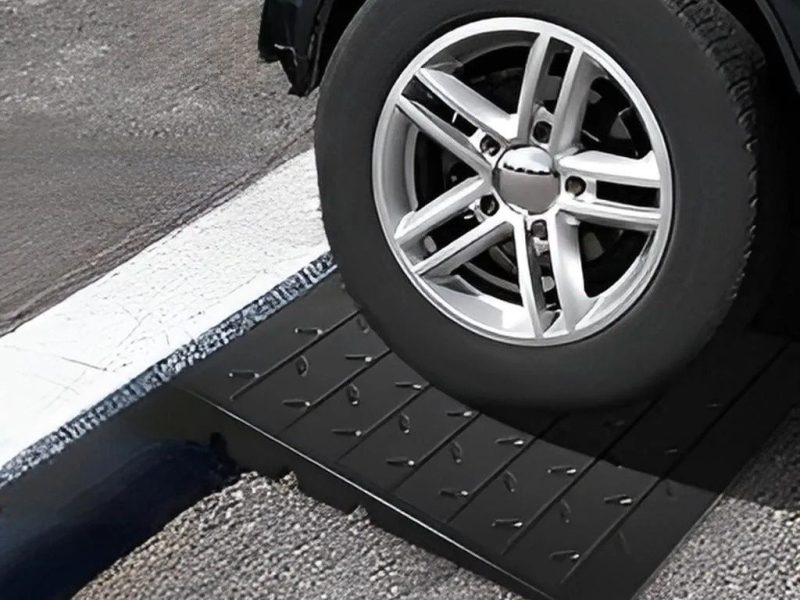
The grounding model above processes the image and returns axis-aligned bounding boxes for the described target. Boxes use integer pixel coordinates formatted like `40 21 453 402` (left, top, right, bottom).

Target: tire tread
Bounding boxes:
665 0 767 331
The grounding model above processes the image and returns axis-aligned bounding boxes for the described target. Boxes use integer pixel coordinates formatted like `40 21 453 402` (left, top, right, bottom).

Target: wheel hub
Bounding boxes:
494 145 559 215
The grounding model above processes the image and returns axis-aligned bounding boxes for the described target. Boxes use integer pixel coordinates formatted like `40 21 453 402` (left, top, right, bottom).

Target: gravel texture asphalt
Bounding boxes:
78 473 519 600
0 0 315 334
641 407 800 600
78 409 800 600
5 0 800 598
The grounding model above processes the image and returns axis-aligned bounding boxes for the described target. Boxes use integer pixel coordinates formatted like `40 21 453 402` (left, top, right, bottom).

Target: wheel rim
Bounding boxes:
373 17 673 346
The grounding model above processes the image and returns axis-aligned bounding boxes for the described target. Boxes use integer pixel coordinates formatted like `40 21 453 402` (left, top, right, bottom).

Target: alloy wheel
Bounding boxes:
373 18 673 346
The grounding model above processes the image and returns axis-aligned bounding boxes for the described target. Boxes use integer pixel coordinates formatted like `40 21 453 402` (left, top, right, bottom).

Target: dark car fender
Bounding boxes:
258 0 338 96
756 0 800 85
259 0 800 96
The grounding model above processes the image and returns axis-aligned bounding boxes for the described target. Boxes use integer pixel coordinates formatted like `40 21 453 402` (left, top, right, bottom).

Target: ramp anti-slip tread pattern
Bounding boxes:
172 276 797 600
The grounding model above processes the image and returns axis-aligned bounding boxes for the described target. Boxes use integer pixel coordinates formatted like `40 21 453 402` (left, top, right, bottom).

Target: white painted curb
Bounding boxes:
0 150 327 468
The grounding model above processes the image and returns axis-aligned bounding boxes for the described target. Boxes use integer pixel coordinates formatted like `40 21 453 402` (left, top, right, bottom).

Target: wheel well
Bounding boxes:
313 0 799 94
718 0 797 92
316 0 367 86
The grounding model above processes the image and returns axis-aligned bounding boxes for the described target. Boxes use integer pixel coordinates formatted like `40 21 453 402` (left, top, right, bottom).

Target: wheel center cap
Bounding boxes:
494 146 559 214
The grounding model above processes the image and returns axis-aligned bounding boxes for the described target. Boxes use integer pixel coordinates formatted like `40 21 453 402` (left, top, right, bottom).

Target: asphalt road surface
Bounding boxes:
78 409 800 599
0 0 315 334
4 1 800 598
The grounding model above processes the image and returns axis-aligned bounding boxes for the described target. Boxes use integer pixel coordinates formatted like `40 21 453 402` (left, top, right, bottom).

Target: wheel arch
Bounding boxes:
268 0 800 96
314 0 367 91
718 0 800 92
259 0 367 96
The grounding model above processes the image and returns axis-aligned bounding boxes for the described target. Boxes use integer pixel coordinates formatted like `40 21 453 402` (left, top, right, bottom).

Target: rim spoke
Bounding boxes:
416 67 515 143
516 34 553 142
414 216 511 278
395 177 488 246
547 212 595 331
559 195 662 231
549 49 600 155
397 96 491 177
513 219 548 337
558 150 661 188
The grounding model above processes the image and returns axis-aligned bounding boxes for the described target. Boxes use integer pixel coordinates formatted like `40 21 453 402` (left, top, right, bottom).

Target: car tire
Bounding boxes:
316 0 783 409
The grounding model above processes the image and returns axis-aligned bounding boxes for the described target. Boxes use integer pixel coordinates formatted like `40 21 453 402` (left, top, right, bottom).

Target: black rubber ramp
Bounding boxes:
170 275 799 600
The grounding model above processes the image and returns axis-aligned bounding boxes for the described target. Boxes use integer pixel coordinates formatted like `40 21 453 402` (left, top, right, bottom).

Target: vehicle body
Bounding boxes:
259 0 799 409
259 0 800 97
